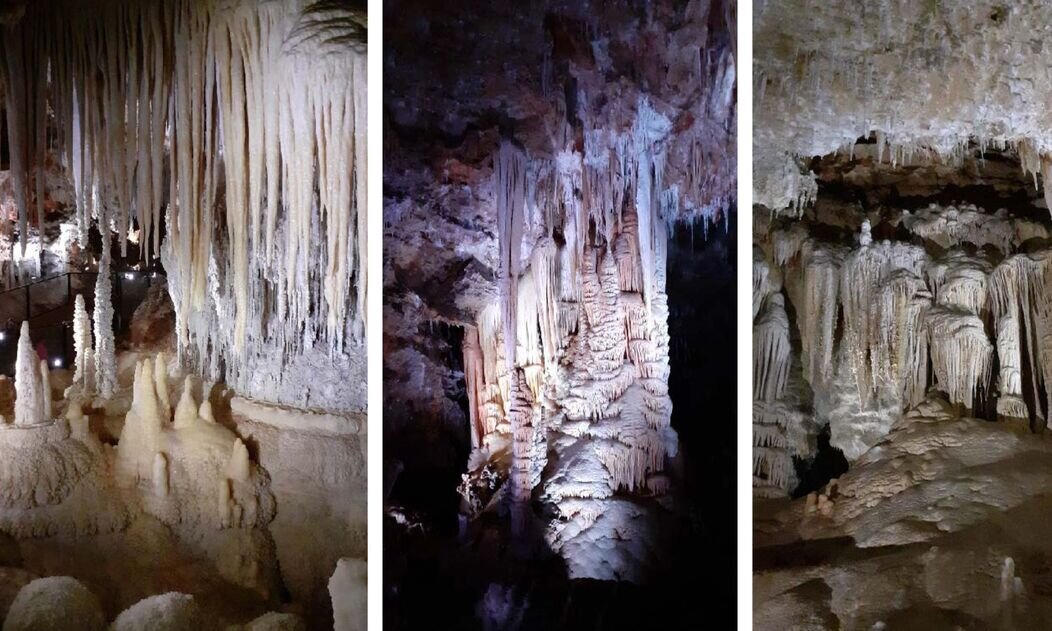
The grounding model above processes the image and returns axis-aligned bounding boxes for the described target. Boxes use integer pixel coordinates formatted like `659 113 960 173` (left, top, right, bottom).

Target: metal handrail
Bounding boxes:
0 267 167 375
0 270 98 297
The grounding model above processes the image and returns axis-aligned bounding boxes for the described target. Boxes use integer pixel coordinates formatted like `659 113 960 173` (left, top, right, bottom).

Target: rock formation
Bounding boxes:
0 0 368 628
385 0 735 623
754 1 1052 627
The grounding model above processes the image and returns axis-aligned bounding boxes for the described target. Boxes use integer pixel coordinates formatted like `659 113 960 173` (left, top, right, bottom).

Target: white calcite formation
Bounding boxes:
754 211 1028 487
328 558 366 631
70 294 93 394
159 0 367 412
0 1 366 627
0 335 363 624
92 257 116 400
115 354 275 532
2 576 105 631
0 0 366 413
13 322 44 426
385 0 735 587
455 99 685 581
752 188 1052 495
754 2 1052 627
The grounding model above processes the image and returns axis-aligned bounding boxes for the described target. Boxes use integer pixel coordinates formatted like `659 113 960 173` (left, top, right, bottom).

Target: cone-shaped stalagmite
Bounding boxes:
14 322 43 426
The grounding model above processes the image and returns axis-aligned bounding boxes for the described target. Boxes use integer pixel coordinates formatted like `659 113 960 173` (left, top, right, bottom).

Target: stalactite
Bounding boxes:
927 306 993 414
753 248 777 320
0 1 366 410
870 269 931 407
996 315 1028 423
754 292 791 402
633 97 671 311
496 141 527 372
799 247 843 388
1042 157 1052 218
515 270 543 378
495 140 530 534
615 211 644 294
555 149 584 303
531 238 561 366
1 14 34 258
989 253 1051 424
462 326 485 449
839 232 928 407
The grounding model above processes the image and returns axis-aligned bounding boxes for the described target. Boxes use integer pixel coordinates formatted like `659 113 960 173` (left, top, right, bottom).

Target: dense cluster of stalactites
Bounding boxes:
456 98 704 579
753 206 1052 495
0 0 366 407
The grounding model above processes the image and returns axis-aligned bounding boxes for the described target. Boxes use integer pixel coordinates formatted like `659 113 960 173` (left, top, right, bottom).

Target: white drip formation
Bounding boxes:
0 0 367 409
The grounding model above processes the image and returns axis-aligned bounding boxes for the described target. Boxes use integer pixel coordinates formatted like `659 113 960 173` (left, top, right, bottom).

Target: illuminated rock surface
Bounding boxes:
754 2 1052 628
385 0 735 627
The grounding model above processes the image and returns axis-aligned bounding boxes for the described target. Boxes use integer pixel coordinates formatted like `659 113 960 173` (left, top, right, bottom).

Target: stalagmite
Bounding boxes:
93 259 116 400
71 294 93 391
227 439 250 483
14 322 42 426
198 400 215 424
174 377 197 429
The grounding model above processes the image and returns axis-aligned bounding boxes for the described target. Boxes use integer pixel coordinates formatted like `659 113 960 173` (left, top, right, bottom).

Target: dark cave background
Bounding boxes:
384 213 738 629
665 212 738 625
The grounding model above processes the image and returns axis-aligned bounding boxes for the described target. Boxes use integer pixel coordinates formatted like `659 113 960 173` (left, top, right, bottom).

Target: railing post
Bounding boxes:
114 271 122 332
24 284 30 322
